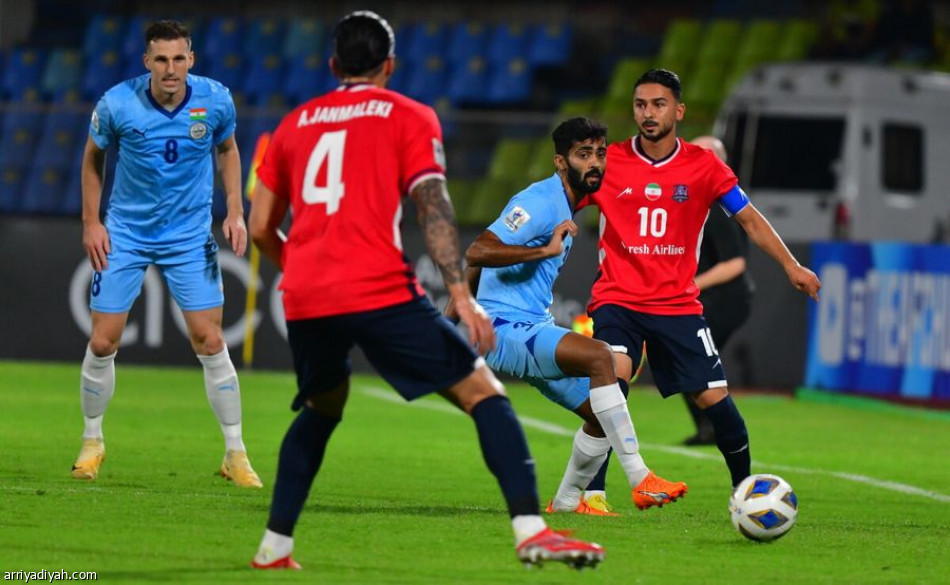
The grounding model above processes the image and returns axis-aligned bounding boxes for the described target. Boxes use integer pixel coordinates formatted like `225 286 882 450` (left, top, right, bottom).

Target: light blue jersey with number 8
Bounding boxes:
89 73 236 250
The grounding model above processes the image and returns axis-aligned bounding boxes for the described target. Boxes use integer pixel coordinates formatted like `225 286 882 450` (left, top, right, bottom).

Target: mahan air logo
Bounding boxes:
644 182 662 201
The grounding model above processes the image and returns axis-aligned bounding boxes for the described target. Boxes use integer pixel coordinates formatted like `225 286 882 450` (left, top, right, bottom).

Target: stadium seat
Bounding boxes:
243 54 285 107
554 98 599 126
467 178 516 226
201 17 242 61
681 62 729 123
204 53 244 101
776 19 819 61
446 56 488 106
120 15 149 62
447 22 488 67
487 138 534 183
244 19 284 58
40 49 82 102
405 55 447 105
605 57 650 105
487 23 529 66
2 49 46 102
486 58 532 105
22 165 69 214
122 53 147 81
83 15 124 57
655 19 702 74
0 165 27 213
404 21 446 67
695 19 742 69
283 18 324 59
81 50 123 101
34 111 85 171
727 20 782 90
282 54 332 107
446 179 476 225
528 22 572 67
526 137 554 183
0 107 44 168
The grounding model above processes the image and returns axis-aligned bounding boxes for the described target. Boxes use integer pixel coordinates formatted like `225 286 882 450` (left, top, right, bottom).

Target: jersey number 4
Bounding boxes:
303 130 346 215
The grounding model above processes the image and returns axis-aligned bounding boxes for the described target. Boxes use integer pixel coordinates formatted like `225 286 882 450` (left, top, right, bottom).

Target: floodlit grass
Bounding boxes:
1 361 948 584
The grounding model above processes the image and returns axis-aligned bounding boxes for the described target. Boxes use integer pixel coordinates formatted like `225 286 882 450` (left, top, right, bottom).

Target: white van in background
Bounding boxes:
715 63 950 243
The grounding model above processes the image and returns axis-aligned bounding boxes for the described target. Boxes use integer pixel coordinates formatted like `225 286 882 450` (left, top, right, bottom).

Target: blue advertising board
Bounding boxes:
806 243 950 404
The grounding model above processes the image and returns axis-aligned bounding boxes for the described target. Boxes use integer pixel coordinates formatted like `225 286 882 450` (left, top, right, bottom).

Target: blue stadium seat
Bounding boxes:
404 21 446 66
447 56 488 106
387 60 409 94
41 49 83 102
283 18 324 59
204 53 244 100
201 17 242 61
0 107 44 168
282 54 332 107
528 23 572 67
22 165 69 214
122 53 147 81
244 19 284 58
34 111 85 171
81 50 123 101
487 23 529 66
487 58 532 104
243 54 285 107
2 49 46 102
63 155 83 216
0 166 27 213
83 15 124 56
405 55 447 105
447 22 488 67
120 15 149 62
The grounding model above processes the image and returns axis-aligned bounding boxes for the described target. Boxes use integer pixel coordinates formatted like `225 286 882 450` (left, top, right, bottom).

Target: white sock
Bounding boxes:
256 528 293 561
80 345 116 440
197 346 246 452
551 428 610 512
590 383 649 487
511 515 547 546
585 489 606 500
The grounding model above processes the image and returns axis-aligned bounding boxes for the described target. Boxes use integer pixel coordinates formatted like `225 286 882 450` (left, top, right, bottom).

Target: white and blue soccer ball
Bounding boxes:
729 474 798 542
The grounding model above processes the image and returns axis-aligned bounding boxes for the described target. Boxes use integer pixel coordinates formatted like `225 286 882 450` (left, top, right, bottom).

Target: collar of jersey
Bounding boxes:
337 82 374 92
631 135 681 167
145 83 193 120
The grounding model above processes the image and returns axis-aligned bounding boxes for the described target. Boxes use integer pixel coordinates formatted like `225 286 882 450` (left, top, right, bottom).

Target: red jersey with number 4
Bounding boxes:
256 83 446 320
589 137 738 315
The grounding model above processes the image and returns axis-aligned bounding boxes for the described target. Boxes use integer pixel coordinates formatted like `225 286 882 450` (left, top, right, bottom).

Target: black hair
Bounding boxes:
634 68 682 101
332 10 395 77
145 20 191 50
552 117 608 157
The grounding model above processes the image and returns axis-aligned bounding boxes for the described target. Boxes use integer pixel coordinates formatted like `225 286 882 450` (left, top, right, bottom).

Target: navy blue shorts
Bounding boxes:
286 297 479 410
591 304 728 397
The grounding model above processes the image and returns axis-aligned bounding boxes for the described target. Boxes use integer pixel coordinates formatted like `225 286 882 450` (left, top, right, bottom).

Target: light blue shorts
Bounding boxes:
486 316 592 411
89 234 224 313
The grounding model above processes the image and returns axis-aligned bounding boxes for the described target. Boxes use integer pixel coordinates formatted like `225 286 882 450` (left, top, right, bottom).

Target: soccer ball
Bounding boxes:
729 474 798 542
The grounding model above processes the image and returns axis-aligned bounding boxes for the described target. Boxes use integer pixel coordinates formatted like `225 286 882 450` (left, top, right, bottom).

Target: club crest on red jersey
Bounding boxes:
644 182 662 201
672 184 689 203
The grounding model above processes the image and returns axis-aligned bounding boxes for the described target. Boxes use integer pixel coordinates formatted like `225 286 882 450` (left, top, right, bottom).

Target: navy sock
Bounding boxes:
267 408 341 536
585 379 626 492
703 395 750 487
470 395 540 517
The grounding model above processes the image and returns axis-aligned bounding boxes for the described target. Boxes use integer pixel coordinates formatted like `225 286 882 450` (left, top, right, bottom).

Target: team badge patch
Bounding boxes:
432 137 446 169
672 184 689 203
644 182 662 201
503 206 531 232
189 122 208 140
91 110 99 133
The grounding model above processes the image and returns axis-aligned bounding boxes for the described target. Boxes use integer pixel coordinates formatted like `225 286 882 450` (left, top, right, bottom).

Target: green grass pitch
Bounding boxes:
1 361 948 584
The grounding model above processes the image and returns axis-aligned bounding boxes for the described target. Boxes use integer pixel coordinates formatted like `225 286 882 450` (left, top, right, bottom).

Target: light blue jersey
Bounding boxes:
89 74 236 250
477 174 573 322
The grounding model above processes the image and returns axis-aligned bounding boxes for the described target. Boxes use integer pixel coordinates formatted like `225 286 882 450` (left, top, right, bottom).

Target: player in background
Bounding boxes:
452 117 686 516
73 20 262 488
586 69 820 488
681 135 754 446
247 11 604 570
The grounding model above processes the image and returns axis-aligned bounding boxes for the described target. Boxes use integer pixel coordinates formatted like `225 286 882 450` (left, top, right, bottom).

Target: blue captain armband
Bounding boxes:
718 184 750 216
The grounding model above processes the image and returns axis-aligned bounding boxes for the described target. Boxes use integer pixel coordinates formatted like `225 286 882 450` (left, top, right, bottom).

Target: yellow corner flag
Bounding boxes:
242 132 271 369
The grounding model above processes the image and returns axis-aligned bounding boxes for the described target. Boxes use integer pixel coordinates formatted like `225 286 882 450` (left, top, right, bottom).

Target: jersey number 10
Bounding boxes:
637 207 667 237
303 130 347 215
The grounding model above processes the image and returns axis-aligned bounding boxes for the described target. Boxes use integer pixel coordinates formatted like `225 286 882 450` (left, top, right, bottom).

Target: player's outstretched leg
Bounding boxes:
546 427 617 516
72 345 115 480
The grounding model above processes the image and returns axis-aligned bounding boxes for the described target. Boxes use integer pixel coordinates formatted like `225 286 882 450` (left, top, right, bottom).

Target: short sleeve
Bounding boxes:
89 98 115 150
255 119 289 200
486 192 551 246
707 153 738 204
213 89 237 145
399 103 446 194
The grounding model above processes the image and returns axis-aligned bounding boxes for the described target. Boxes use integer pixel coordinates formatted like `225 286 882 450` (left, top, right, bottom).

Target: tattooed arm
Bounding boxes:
410 177 495 353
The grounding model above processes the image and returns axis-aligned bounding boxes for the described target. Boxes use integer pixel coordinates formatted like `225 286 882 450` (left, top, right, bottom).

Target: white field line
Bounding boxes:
362 387 950 503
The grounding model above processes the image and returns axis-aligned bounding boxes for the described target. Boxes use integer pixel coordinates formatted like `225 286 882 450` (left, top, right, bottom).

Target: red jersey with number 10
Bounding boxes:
589 137 738 316
256 83 446 320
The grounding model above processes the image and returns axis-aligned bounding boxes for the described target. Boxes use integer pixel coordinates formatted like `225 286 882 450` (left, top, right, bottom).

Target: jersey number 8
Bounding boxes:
303 130 347 215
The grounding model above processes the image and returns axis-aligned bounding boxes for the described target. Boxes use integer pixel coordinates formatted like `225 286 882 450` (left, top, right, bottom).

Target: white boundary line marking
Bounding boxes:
362 387 950 503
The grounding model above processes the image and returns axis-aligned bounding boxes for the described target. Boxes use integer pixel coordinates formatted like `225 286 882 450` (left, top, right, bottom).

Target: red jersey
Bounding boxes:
256 83 445 320
589 137 738 315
